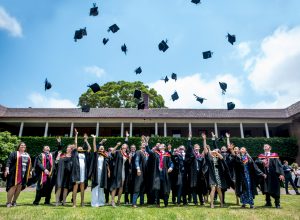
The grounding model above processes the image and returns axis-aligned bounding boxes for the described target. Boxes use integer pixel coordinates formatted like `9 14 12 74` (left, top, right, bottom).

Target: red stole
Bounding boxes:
155 150 170 169
121 150 129 159
258 152 279 168
15 151 31 185
41 153 53 185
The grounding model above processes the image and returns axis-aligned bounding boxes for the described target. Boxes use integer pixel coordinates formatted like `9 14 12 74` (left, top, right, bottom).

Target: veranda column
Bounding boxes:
188 122 192 136
129 122 133 137
164 122 167 137
155 122 158 136
70 122 74 137
265 122 270 138
44 122 49 137
121 122 124 137
214 122 218 138
96 122 99 137
18 122 24 137
240 122 244 138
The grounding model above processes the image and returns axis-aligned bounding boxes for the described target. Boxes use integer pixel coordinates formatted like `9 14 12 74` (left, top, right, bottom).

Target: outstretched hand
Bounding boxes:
225 132 230 138
74 128 78 136
201 133 206 139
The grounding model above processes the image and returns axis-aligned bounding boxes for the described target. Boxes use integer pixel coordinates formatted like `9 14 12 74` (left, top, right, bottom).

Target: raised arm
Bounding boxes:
111 142 121 154
91 135 97 152
125 131 129 144
74 128 78 149
211 132 218 150
226 132 230 148
202 133 207 149
83 133 91 152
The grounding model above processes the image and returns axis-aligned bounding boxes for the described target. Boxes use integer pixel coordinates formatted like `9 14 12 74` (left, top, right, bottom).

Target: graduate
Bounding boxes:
32 137 62 205
89 135 110 207
255 144 285 208
146 137 174 207
124 142 136 204
132 136 149 208
186 132 208 206
4 142 31 208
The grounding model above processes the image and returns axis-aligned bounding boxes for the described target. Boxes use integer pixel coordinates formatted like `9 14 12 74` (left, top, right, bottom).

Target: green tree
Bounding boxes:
0 131 20 165
78 81 166 108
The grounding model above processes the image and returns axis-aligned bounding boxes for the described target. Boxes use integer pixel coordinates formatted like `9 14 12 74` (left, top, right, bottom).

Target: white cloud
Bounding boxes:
28 92 76 108
247 26 300 108
84 66 106 78
236 42 251 58
0 6 22 37
148 73 244 109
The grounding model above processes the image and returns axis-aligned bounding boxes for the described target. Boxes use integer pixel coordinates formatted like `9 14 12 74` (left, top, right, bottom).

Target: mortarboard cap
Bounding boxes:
162 76 169 83
108 24 120 33
74 27 87 42
227 33 236 45
171 91 179 101
103 38 109 45
158 40 169 52
134 90 142 99
191 0 201 4
90 3 99 16
203 51 213 59
135 67 142 74
193 94 206 104
82 104 90 113
171 73 177 81
227 102 235 110
88 83 101 93
121 44 127 55
138 101 145 110
44 78 52 91
219 82 227 95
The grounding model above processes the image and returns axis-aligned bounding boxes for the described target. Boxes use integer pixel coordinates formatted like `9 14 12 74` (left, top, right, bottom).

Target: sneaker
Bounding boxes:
6 203 12 208
11 202 17 207
250 205 255 209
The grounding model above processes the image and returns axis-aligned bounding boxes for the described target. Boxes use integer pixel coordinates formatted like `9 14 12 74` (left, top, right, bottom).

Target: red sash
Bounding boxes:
15 151 31 185
155 150 170 169
41 153 53 185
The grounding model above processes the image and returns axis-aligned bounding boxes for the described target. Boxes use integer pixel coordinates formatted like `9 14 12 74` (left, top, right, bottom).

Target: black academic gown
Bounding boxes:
133 150 148 193
34 152 53 195
110 150 130 191
89 152 108 189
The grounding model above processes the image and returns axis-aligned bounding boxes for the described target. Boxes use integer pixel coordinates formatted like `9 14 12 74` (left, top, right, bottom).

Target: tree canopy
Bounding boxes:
0 131 20 165
78 81 166 108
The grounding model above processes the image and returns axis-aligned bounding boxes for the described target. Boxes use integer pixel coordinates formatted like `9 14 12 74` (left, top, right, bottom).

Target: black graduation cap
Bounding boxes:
108 24 120 33
171 73 177 81
162 76 169 83
227 33 236 45
158 40 169 52
82 104 90 113
193 94 206 104
44 78 52 91
89 3 99 16
134 90 142 99
88 83 101 93
103 38 109 45
171 91 179 101
121 44 127 55
202 51 213 59
191 0 201 4
74 27 87 42
219 82 227 95
227 102 235 110
138 101 145 110
135 67 142 74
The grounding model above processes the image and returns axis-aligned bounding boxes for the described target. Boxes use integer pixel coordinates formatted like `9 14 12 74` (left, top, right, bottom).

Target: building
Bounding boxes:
0 102 299 161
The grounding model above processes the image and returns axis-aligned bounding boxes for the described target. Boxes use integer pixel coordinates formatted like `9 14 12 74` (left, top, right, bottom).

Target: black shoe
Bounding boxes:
296 192 300 195
241 204 246 208
250 205 254 209
33 202 39 206
286 192 291 195
264 203 272 207
276 205 281 209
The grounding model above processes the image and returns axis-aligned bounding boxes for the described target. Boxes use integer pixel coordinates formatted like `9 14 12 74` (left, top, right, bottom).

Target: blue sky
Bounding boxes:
0 0 299 109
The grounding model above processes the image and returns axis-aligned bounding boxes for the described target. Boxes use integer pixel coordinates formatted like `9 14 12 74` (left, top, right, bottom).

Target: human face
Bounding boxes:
67 145 73 154
234 147 240 154
43 146 50 152
121 144 128 152
194 144 200 151
221 146 227 152
240 147 246 155
18 143 26 152
98 146 105 152
158 144 165 151
130 145 136 153
264 144 271 152
78 146 83 151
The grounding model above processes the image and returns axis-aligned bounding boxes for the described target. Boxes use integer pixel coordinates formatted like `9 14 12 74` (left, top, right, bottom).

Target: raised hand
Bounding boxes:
201 133 206 139
126 131 129 137
91 134 96 138
83 133 88 141
225 132 230 138
188 131 192 140
74 128 78 136
100 138 107 144
56 136 61 143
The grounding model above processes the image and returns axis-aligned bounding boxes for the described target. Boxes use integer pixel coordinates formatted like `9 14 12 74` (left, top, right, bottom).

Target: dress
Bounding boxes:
122 156 127 182
240 156 254 205
212 157 222 187
78 153 85 183
91 156 105 207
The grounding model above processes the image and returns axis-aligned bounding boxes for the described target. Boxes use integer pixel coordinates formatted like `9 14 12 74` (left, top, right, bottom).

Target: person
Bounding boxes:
230 146 266 208
33 137 62 205
255 144 285 208
4 142 31 208
89 135 110 207
282 160 299 195
110 133 131 207
124 142 136 205
293 163 300 188
146 139 174 207
132 136 149 208
203 133 228 208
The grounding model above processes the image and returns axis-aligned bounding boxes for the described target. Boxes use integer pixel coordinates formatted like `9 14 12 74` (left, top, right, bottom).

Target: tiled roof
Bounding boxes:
0 101 299 119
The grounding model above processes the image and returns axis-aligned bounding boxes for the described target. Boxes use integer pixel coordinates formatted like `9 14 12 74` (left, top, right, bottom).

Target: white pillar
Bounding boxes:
44 122 49 137
188 122 192 136
121 122 124 137
70 122 74 137
96 122 99 137
155 122 158 136
265 122 270 138
18 122 24 137
164 122 167 137
240 122 244 138
129 122 133 137
214 122 218 138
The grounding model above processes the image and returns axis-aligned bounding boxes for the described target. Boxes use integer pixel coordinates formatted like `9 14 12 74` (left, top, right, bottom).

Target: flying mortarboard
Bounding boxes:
219 82 227 95
135 67 142 74
158 40 169 52
88 83 101 93
74 27 87 42
171 73 177 81
89 3 99 16
227 33 236 45
44 78 52 91
162 76 169 83
171 91 179 101
121 44 127 55
134 90 142 99
103 38 109 45
108 24 120 33
191 0 201 4
193 94 206 104
82 104 90 113
227 102 235 110
202 51 213 59
138 101 145 110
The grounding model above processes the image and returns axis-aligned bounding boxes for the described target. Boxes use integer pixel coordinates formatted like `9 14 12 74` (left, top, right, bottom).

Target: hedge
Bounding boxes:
19 136 299 162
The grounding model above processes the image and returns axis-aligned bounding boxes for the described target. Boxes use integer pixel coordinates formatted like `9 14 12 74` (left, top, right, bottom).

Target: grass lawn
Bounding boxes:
0 191 299 220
